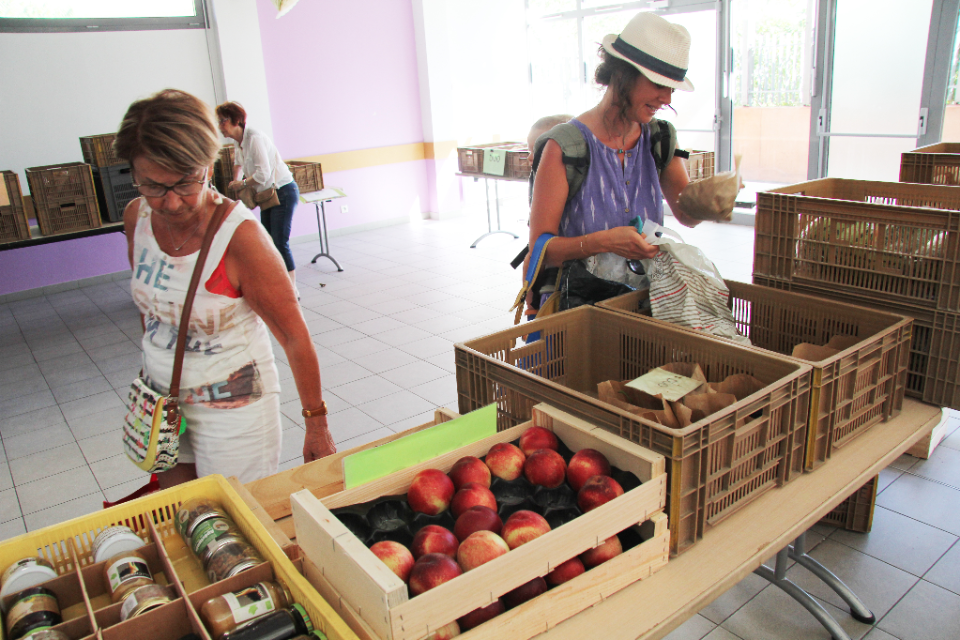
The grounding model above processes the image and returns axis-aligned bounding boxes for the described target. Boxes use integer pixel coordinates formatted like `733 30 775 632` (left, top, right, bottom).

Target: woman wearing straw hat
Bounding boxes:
528 12 702 291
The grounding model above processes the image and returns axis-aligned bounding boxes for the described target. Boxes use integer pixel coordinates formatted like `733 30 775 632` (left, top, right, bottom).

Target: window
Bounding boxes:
0 0 206 32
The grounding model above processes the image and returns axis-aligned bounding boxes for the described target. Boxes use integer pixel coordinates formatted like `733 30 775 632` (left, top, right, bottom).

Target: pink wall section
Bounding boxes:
0 232 130 296
287 160 429 239
255 0 425 157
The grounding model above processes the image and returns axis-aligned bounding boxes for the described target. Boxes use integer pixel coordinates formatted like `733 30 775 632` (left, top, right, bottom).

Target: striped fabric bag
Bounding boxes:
640 222 750 346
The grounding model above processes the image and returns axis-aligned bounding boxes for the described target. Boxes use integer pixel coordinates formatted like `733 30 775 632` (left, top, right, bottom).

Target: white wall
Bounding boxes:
210 0 274 140
0 29 216 188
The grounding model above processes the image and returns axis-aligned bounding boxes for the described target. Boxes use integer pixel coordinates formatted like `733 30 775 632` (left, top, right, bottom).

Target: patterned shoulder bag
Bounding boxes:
123 201 233 472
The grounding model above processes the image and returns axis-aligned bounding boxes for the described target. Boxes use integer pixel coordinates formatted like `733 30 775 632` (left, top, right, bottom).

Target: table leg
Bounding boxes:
753 532 875 640
470 177 520 248
310 201 343 271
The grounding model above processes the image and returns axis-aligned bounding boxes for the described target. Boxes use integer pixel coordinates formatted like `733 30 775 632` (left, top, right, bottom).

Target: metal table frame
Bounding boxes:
300 188 345 272
457 173 523 248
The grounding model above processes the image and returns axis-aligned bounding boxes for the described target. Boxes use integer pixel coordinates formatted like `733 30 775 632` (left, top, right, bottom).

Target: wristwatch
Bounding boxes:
302 401 328 418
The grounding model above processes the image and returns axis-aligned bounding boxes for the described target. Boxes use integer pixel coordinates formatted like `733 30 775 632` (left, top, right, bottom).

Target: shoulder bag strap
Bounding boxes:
164 200 235 426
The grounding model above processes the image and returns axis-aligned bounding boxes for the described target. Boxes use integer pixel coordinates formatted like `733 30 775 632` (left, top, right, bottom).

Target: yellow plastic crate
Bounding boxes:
0 474 357 640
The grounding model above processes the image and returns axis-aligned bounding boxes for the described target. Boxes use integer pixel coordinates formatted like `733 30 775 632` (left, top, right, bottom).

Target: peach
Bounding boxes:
456 530 510 571
369 540 415 583
545 557 585 586
500 510 551 549
484 443 526 481
580 535 622 568
453 505 502 541
519 426 559 456
408 468 455 515
457 599 505 631
577 475 624 513
566 448 612 492
425 621 460 639
502 577 548 609
409 553 463 596
450 482 497 518
449 456 491 490
523 449 567 488
411 525 459 559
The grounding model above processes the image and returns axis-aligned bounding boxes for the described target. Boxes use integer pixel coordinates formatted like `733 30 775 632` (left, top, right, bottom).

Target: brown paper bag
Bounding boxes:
669 400 696 428
710 374 766 400
826 335 860 351
682 392 738 423
598 381 681 429
677 155 743 222
792 343 840 361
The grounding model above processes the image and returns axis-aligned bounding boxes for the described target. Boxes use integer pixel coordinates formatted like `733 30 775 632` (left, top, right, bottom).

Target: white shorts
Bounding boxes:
177 392 282 484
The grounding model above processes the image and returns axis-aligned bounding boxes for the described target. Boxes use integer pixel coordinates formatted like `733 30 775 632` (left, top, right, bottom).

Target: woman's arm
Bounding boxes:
660 156 701 228
123 198 147 333
225 220 336 462
528 141 658 268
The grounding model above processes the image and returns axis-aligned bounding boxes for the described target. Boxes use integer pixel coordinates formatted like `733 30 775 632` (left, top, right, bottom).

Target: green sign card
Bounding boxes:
483 148 506 176
342 404 498 489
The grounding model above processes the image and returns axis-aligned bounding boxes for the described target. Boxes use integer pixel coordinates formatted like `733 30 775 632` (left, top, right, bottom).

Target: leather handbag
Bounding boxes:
122 201 233 473
254 186 281 210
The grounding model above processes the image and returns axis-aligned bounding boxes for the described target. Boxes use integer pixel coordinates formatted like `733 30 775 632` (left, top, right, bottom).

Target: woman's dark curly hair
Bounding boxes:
594 47 676 129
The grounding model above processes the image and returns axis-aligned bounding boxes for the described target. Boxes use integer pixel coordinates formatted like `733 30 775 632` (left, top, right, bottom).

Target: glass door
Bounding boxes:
821 0 934 180
730 0 814 189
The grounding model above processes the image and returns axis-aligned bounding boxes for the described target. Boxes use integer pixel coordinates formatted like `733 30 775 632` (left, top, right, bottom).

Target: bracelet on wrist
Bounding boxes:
302 401 328 418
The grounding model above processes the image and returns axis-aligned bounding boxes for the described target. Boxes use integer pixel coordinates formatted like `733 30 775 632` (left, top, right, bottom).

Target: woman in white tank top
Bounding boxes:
116 89 335 487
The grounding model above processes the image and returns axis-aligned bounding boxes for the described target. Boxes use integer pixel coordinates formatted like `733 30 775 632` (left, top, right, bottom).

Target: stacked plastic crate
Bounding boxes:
0 170 30 243
25 161 103 235
80 133 138 224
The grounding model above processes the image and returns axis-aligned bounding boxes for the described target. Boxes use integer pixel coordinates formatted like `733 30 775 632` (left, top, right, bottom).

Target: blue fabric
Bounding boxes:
559 119 664 238
525 232 556 285
260 180 299 271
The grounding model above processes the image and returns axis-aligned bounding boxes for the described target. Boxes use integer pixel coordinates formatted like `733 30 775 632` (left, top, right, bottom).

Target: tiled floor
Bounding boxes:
1 199 958 640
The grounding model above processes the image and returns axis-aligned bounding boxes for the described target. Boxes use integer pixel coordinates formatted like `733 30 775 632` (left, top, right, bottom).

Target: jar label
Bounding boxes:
190 519 233 556
120 593 140 620
107 558 152 593
224 584 275 625
6 593 59 633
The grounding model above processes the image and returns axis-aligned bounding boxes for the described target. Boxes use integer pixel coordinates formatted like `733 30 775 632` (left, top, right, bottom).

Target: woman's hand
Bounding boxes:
304 416 336 462
603 226 660 260
228 180 244 192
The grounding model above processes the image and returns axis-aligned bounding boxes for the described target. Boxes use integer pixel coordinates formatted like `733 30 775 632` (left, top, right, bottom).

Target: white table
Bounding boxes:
300 187 346 271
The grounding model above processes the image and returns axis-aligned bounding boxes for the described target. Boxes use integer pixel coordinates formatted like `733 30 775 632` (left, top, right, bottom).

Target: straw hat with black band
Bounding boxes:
601 12 695 92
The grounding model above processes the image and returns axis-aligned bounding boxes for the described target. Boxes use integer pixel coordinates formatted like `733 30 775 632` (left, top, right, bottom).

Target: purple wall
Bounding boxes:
256 0 429 234
0 231 129 296
256 0 424 156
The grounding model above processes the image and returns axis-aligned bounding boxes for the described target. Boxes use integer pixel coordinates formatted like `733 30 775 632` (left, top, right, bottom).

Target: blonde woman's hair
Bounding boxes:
114 89 221 175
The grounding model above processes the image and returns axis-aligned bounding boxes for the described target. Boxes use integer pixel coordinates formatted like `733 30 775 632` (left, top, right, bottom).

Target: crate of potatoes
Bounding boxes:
292 404 668 640
0 474 358 640
456 306 812 555
598 282 912 470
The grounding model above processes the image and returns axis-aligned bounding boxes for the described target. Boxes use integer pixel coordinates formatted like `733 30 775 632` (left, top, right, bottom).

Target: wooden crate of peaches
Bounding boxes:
292 404 669 640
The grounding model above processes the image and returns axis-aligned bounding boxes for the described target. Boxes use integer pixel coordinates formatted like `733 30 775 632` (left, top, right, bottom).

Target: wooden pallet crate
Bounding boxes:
292 404 668 640
287 160 325 193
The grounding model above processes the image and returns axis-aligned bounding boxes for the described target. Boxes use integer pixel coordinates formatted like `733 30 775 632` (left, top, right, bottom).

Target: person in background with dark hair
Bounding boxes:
528 12 700 289
215 102 301 297
119 89 335 488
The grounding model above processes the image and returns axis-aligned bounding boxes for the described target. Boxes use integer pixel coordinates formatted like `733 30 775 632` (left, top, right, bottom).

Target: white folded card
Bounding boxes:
625 368 703 402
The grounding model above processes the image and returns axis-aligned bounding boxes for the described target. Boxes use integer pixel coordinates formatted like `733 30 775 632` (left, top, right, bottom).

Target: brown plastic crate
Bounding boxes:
754 178 960 312
819 475 878 532
900 142 960 185
686 150 715 181
751 275 960 411
26 162 102 236
457 142 529 177
287 159 324 193
0 170 30 243
212 145 236 196
79 133 122 167
598 283 912 471
455 306 812 555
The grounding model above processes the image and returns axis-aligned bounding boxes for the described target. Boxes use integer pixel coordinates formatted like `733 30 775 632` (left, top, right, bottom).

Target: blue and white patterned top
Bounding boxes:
558 118 664 238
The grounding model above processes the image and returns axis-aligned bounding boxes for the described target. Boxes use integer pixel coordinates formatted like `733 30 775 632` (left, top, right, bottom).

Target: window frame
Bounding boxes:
0 0 207 33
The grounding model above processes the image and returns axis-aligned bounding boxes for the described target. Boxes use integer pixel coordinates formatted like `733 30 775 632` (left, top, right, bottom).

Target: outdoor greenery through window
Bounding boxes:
731 0 812 108
0 0 197 19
